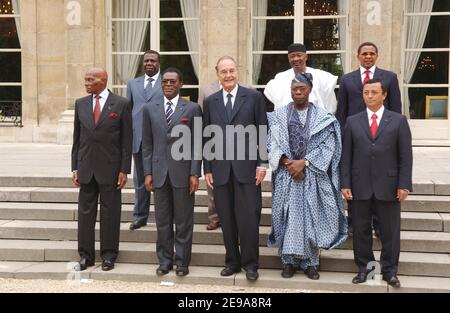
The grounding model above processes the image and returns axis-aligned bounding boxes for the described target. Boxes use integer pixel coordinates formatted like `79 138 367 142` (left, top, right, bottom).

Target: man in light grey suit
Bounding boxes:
198 80 221 230
142 67 202 276
126 50 163 230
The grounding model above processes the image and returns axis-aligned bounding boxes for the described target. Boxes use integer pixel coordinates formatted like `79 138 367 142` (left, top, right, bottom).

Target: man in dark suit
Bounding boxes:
336 42 402 235
142 68 202 277
126 50 163 231
72 68 132 271
203 56 268 281
340 79 413 288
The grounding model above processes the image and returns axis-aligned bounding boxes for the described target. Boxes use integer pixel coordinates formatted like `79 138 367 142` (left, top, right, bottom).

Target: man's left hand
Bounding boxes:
117 172 128 190
397 189 409 202
287 160 306 180
189 176 199 194
255 168 267 186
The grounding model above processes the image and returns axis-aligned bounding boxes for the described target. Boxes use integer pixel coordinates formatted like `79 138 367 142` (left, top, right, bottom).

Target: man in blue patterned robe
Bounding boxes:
267 73 348 280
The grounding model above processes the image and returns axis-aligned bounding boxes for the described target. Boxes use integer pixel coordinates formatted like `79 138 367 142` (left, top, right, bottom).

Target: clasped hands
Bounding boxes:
280 156 306 181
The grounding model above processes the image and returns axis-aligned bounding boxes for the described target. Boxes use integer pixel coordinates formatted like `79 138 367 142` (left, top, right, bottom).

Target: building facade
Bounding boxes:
0 0 448 144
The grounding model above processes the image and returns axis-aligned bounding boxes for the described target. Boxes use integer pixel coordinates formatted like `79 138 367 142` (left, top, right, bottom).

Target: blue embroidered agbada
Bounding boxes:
267 103 348 269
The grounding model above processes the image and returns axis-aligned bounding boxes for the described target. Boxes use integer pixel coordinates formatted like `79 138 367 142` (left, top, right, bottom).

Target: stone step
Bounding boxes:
0 203 446 232
2 188 450 213
0 220 449 253
0 239 448 278
0 176 437 196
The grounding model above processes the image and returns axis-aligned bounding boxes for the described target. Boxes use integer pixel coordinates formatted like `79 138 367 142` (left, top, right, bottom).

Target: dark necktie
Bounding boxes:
145 77 154 100
226 93 233 121
93 94 101 125
363 70 371 85
370 114 378 139
166 101 174 125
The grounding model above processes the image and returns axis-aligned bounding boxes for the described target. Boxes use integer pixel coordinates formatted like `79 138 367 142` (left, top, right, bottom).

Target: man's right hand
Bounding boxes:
72 171 80 188
341 188 353 201
205 173 214 190
144 175 153 192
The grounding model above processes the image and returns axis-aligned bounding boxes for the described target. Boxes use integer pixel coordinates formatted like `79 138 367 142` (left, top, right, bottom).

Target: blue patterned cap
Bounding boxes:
292 73 313 87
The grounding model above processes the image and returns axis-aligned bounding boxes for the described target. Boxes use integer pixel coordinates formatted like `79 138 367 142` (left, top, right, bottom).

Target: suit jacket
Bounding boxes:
142 97 202 189
340 109 413 201
203 85 268 187
71 91 133 185
127 75 163 154
336 67 402 128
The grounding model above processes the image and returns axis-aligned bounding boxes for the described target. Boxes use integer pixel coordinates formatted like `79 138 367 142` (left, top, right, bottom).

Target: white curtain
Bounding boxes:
252 0 268 85
180 0 200 79
115 1 151 94
403 0 434 117
11 0 20 44
338 0 347 73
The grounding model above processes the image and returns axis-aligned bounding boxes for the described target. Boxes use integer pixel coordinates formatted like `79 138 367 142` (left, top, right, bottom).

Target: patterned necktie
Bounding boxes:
93 94 101 125
363 70 371 85
145 77 154 100
370 114 378 139
166 101 174 125
226 93 233 121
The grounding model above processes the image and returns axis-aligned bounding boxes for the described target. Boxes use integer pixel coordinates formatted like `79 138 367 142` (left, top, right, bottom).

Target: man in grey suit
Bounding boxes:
72 68 132 272
142 67 202 276
198 80 221 230
126 50 163 230
340 79 413 288
203 56 268 281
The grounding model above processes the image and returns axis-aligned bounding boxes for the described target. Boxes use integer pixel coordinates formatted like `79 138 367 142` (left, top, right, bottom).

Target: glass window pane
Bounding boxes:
180 88 199 103
255 19 293 51
0 17 20 48
255 54 290 85
0 52 21 82
160 21 196 52
407 88 448 120
0 86 21 101
0 0 17 15
307 54 344 78
112 21 150 52
253 0 294 17
304 0 342 16
304 19 342 51
160 55 198 85
113 0 151 18
406 0 450 13
406 16 450 49
161 0 199 18
408 52 449 84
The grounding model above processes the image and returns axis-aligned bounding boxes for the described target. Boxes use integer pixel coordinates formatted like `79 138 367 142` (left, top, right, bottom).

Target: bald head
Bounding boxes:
84 67 108 95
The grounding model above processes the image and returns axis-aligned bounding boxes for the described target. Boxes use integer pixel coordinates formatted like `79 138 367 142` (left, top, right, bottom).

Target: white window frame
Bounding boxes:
250 0 350 89
401 0 450 120
106 0 200 92
0 9 21 91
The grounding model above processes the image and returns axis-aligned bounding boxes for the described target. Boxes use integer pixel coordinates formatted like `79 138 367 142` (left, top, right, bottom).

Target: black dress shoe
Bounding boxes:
304 266 320 280
176 266 189 276
383 275 401 288
246 269 259 281
76 257 94 271
101 260 114 271
281 264 295 278
352 272 368 284
220 267 241 277
156 265 173 276
129 221 146 230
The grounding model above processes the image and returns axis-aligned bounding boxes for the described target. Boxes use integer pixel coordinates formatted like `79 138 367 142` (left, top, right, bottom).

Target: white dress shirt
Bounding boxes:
360 65 377 84
367 106 385 127
222 85 239 109
164 94 180 113
144 71 160 89
92 88 110 112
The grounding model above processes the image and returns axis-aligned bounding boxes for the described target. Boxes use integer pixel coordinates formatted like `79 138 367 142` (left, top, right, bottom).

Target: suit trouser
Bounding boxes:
78 176 122 262
214 169 262 271
207 185 220 224
347 201 379 230
352 197 400 277
132 147 151 224
154 176 195 268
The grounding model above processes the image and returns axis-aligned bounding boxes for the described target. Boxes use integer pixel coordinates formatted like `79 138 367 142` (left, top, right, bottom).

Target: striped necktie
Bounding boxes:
166 101 174 125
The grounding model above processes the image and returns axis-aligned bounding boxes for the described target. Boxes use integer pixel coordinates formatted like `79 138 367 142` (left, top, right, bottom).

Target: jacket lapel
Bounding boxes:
353 70 363 91
375 109 392 140
358 112 372 140
82 96 95 130
213 92 229 124
168 97 187 131
157 99 169 132
95 92 114 128
230 86 246 122
136 76 146 100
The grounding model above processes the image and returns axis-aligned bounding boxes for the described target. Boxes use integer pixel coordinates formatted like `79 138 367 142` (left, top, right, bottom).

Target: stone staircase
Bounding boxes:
0 176 449 293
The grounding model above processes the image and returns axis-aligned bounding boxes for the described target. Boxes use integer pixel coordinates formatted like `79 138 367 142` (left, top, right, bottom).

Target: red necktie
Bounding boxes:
363 70 371 85
370 114 378 139
93 94 101 125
